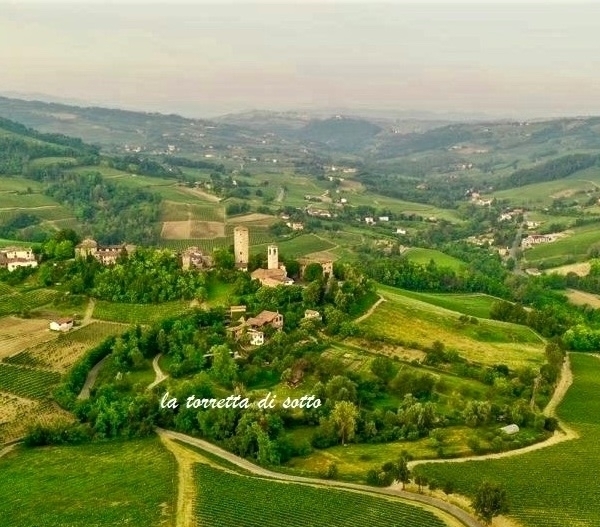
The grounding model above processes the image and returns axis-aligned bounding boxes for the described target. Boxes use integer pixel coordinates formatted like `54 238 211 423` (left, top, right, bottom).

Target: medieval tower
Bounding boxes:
267 244 279 270
233 226 249 267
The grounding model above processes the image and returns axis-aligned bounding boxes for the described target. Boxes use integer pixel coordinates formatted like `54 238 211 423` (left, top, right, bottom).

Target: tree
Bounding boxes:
209 345 237 388
472 481 509 525
303 262 323 282
330 401 358 445
393 455 411 489
370 356 397 384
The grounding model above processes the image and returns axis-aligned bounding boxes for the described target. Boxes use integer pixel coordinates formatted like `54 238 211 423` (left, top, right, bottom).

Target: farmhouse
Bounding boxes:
49 317 74 332
0 246 38 272
75 238 136 265
247 329 265 346
303 309 322 321
181 247 213 270
246 310 284 330
286 222 304 231
521 234 556 249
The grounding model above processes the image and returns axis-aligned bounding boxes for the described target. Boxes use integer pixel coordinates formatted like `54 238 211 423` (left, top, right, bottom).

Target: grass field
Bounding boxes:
524 222 600 266
359 286 545 369
416 353 600 527
404 248 466 271
493 166 600 207
391 290 499 319
194 463 448 527
0 438 176 527
93 300 190 325
251 234 335 258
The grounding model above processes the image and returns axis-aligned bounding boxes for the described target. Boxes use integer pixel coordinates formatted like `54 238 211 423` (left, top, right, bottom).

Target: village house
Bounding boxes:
246 310 284 330
247 329 265 346
181 247 213 270
286 222 304 231
378 216 390 222
364 217 375 225
396 228 407 235
250 245 294 287
49 317 74 332
0 246 38 272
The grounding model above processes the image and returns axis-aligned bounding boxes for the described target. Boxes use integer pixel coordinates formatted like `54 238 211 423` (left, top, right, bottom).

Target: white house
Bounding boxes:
304 309 322 321
0 246 38 272
49 317 74 332
396 228 407 235
248 329 264 346
379 216 390 222
365 217 375 225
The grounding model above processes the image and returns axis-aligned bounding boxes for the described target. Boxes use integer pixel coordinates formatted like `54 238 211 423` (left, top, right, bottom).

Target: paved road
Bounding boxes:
77 356 108 400
159 428 485 527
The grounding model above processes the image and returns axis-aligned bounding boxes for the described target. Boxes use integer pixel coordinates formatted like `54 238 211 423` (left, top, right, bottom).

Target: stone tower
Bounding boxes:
233 226 249 267
267 244 279 270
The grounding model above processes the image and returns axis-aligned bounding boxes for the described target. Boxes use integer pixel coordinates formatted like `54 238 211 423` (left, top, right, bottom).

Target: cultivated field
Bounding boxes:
0 317 56 360
544 261 591 277
416 353 600 527
0 438 177 526
524 222 600 267
5 322 125 373
194 463 449 527
359 286 545 369
0 287 59 317
565 288 600 309
161 220 225 239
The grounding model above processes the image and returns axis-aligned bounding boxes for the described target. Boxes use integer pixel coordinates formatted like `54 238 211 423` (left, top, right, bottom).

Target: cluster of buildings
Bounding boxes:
75 239 136 266
0 246 38 272
521 233 560 249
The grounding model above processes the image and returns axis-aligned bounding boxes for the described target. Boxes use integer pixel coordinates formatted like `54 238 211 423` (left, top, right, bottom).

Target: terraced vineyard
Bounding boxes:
195 464 447 527
416 353 600 527
0 364 60 399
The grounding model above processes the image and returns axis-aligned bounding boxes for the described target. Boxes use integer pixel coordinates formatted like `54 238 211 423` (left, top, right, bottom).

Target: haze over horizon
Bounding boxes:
2 1 600 120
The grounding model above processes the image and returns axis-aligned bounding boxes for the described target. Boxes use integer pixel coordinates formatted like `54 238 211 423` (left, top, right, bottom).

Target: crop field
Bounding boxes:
0 438 176 527
0 364 60 399
493 166 600 207
0 317 57 360
5 322 125 373
404 248 466 270
94 300 190 325
0 287 59 317
161 220 225 240
194 463 448 527
544 261 591 277
416 353 600 527
161 200 224 222
524 222 600 266
251 234 335 258
359 287 545 369
391 289 499 319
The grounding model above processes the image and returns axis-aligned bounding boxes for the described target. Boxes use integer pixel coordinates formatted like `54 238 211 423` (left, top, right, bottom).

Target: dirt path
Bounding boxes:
82 298 95 326
354 294 386 323
148 354 168 390
158 428 484 527
158 432 202 527
0 444 16 459
77 356 108 400
409 355 577 469
276 187 285 202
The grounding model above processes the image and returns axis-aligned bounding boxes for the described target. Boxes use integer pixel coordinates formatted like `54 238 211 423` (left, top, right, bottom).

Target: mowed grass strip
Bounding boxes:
392 289 499 319
361 286 544 368
194 463 448 527
416 353 600 527
0 437 176 527
404 248 466 271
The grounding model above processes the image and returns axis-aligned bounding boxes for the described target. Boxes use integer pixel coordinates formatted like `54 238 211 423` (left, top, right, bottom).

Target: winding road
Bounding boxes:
77 356 108 400
148 354 169 390
158 428 485 527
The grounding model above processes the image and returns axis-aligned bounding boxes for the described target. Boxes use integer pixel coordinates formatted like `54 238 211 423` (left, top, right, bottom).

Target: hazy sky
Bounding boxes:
1 1 600 118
